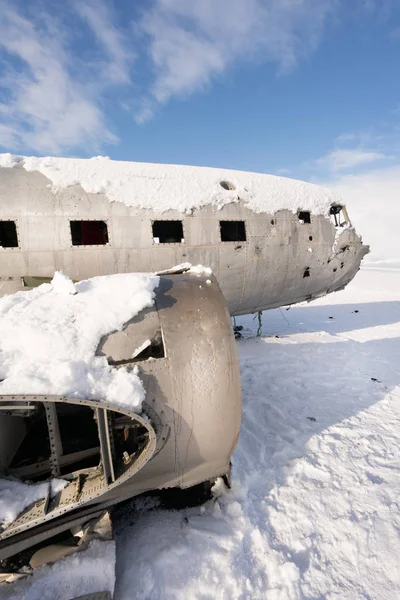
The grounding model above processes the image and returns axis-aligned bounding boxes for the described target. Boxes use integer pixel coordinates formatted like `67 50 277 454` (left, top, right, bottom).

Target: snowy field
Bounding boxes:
4 266 399 600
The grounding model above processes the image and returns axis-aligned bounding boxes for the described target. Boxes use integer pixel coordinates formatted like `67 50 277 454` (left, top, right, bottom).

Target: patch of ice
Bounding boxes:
0 154 341 216
0 272 159 411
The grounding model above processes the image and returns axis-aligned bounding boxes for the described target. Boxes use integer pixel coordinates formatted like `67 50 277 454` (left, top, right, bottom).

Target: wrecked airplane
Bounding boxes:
0 156 369 589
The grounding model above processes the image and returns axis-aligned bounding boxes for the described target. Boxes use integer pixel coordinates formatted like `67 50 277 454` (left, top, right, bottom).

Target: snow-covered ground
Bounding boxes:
111 267 400 600
4 266 399 599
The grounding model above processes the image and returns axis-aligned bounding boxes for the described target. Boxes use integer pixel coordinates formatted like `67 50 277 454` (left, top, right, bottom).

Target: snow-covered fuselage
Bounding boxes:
0 157 369 312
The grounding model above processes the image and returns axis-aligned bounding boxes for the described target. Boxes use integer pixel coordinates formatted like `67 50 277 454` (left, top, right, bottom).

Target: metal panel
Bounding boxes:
45 403 63 478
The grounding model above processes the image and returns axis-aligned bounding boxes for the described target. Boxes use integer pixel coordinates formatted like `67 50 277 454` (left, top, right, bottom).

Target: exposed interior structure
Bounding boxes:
0 400 150 486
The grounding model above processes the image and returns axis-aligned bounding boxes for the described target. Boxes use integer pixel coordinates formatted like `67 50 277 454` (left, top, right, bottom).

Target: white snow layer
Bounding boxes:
0 153 341 216
0 272 159 410
0 478 67 527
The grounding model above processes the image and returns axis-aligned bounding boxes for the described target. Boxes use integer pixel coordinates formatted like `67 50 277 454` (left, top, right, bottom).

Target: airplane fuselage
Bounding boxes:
0 161 369 314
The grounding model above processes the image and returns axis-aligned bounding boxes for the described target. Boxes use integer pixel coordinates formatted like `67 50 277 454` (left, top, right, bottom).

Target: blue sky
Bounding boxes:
0 0 399 184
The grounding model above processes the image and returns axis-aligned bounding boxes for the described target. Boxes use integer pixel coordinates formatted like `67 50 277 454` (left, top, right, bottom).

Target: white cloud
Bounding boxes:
326 164 400 264
0 1 133 154
0 0 389 151
139 0 336 114
316 149 391 173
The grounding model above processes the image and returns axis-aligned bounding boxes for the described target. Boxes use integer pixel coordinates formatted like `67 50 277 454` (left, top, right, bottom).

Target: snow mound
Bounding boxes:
0 272 159 410
0 154 341 216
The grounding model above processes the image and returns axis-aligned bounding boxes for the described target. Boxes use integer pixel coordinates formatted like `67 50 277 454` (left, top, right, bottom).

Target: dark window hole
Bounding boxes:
220 181 236 191
70 221 109 246
309 236 313 241
270 219 275 226
0 220 18 248
303 267 310 278
330 205 347 227
220 221 246 242
298 211 311 224
152 220 184 244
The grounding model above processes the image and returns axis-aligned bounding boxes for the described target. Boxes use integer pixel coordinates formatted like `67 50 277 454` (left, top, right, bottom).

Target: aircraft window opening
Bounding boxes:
220 181 236 191
6 403 101 482
303 267 310 278
0 220 18 248
329 205 347 227
1 400 150 487
70 220 109 246
298 211 311 224
309 236 313 241
152 220 184 244
220 221 247 242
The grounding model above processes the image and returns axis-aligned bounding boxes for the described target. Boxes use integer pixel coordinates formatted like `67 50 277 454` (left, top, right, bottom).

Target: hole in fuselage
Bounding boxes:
108 333 165 366
152 220 184 244
0 221 18 248
298 211 311 224
330 205 347 227
70 221 109 246
220 221 246 242
220 181 236 191
7 403 101 481
1 401 150 484
303 267 310 278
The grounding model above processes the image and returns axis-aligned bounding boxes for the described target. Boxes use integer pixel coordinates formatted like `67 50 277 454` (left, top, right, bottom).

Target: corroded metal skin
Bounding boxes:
0 165 369 310
0 273 241 560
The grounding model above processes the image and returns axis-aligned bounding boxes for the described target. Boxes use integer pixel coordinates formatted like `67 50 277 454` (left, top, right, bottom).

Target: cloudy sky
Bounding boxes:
0 0 399 189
